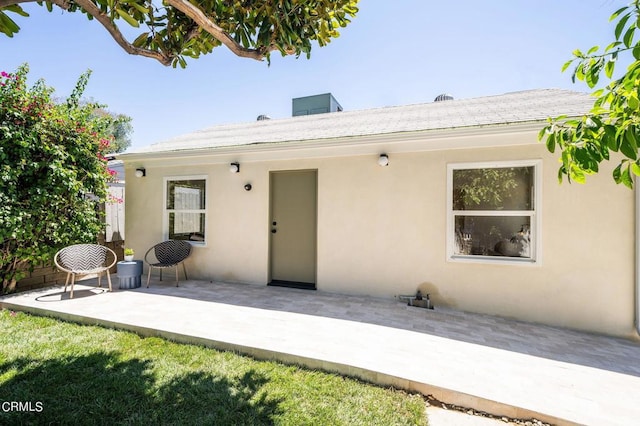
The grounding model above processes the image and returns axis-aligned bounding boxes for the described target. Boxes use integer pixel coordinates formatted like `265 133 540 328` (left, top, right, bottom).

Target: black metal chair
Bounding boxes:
144 240 192 287
54 244 116 298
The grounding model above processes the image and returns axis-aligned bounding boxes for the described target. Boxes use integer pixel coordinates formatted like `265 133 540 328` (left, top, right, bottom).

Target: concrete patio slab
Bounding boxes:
2 279 640 425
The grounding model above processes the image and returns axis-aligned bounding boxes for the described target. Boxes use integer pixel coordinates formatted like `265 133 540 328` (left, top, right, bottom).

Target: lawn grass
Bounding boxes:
0 309 427 425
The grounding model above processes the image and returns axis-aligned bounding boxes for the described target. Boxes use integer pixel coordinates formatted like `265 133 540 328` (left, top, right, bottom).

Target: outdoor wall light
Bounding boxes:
135 168 146 178
378 154 389 167
230 162 240 173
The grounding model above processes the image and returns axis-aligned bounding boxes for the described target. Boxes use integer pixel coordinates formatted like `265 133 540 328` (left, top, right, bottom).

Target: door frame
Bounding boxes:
268 169 318 289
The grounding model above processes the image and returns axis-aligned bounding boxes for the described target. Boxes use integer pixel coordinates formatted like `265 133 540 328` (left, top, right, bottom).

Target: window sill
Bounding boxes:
449 255 538 266
165 238 207 248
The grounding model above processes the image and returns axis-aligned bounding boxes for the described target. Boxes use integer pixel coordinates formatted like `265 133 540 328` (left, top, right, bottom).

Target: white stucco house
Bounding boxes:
121 89 639 339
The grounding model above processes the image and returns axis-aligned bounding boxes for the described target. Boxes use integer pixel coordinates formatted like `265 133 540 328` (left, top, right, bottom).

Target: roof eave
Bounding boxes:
119 121 550 165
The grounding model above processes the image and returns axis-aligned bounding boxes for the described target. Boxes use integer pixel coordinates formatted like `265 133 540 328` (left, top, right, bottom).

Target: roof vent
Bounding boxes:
434 93 454 102
257 114 271 121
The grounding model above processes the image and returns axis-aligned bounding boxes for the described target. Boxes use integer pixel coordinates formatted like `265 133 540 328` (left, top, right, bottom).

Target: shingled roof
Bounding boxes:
132 89 593 154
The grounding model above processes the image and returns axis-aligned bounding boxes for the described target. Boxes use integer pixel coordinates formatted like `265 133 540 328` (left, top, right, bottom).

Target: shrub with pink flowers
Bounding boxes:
0 64 118 293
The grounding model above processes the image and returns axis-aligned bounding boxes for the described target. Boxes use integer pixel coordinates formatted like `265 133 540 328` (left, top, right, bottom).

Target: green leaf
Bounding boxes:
546 133 556 153
570 165 586 184
605 60 615 78
115 9 140 28
610 6 629 22
561 149 570 169
2 5 29 17
621 141 636 159
623 26 636 48
605 41 622 51
613 163 622 183
537 126 547 141
129 2 149 14
615 13 631 40
0 12 21 37
620 128 638 159
631 162 640 177
132 32 149 48
605 125 619 151
575 63 586 82
621 165 634 188
600 143 610 160
557 166 566 183
574 147 591 168
561 59 574 72
625 126 638 148
586 70 599 88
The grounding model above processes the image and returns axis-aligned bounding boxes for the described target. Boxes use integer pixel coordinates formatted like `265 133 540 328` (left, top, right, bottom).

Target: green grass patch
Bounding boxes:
0 309 426 425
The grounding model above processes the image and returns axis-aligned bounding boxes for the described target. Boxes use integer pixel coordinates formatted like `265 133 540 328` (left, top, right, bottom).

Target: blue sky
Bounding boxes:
1 0 628 150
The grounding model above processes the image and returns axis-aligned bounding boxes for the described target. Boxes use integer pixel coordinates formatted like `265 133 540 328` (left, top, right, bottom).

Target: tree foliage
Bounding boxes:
92 107 133 152
0 0 359 67
0 64 116 293
539 0 640 188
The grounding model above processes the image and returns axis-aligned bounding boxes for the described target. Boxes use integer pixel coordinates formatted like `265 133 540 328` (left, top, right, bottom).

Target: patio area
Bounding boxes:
2 278 640 425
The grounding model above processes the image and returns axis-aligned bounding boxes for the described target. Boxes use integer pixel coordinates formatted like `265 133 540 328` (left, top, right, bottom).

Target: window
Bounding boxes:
165 177 206 244
447 161 540 263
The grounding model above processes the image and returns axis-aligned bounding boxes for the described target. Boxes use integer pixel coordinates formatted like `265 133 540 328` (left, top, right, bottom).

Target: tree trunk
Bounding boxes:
1 257 26 294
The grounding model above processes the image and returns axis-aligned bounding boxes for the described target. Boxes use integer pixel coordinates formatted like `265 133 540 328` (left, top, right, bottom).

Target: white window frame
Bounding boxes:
446 160 542 265
163 175 208 247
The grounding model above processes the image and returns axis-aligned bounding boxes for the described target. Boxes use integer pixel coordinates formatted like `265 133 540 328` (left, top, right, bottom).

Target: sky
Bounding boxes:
1 0 630 151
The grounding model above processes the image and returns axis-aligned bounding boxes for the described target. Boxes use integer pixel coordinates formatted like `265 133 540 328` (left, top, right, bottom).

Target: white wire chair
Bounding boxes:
54 244 117 298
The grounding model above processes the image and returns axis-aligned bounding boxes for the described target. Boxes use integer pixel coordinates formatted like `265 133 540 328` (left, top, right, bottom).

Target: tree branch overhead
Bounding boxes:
0 0 359 66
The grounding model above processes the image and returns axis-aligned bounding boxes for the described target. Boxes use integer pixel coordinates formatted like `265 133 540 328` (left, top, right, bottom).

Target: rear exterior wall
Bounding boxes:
125 133 635 337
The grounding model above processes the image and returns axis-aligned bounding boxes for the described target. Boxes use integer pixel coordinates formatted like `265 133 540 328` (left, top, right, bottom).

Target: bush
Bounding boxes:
0 64 116 293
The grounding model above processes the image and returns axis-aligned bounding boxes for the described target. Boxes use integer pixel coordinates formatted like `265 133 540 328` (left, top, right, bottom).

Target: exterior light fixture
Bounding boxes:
378 154 389 167
230 162 240 173
135 168 146 178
